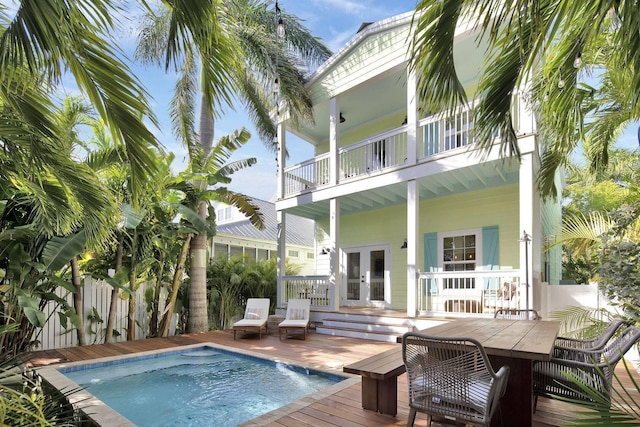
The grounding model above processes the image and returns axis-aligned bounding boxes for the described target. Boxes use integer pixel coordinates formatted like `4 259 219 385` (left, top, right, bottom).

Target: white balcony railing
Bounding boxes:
338 128 408 180
282 275 331 309
281 97 527 198
418 270 524 316
283 153 330 195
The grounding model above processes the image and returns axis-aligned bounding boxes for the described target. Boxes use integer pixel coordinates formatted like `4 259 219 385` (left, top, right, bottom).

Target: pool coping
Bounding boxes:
37 341 359 427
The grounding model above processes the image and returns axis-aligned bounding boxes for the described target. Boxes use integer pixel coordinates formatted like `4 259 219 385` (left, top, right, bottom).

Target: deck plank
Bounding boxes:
26 329 640 427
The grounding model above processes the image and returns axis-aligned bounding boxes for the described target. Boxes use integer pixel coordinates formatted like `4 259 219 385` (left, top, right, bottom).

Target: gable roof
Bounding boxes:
216 198 314 247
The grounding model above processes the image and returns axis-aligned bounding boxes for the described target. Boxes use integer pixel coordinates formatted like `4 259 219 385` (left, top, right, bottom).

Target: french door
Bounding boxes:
343 244 390 307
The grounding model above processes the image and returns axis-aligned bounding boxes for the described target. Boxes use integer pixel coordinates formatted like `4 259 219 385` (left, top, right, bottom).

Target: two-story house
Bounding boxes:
273 10 562 334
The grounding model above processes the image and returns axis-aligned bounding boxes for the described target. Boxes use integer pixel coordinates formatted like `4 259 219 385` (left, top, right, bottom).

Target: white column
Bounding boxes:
276 121 286 200
519 151 534 310
407 180 418 317
406 70 418 165
329 98 339 186
329 198 340 311
276 210 286 306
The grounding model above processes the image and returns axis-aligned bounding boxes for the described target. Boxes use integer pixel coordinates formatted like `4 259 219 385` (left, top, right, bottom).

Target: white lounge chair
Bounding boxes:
278 299 311 340
232 298 270 340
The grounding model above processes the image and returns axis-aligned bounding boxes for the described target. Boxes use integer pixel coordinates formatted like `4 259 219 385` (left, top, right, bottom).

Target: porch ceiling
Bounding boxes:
284 159 519 220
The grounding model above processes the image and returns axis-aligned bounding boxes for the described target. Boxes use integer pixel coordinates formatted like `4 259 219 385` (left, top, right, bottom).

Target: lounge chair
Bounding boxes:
232 298 270 340
402 332 510 427
278 299 311 340
493 308 540 320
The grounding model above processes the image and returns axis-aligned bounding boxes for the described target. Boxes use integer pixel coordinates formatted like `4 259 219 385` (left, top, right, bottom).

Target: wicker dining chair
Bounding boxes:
533 326 640 409
493 309 540 320
402 332 510 427
554 318 627 357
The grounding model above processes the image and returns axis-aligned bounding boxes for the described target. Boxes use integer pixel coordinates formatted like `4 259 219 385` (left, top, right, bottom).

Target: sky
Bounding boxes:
111 0 421 202
59 0 638 202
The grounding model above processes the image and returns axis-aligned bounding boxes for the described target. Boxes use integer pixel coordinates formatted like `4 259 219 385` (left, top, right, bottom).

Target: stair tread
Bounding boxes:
322 318 410 326
317 325 402 336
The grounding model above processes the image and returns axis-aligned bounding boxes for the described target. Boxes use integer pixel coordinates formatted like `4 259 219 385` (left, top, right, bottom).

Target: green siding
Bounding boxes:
315 185 520 309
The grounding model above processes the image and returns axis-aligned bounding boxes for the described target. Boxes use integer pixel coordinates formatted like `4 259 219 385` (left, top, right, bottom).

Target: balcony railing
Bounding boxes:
339 128 408 180
417 270 524 316
282 98 523 197
283 153 330 195
282 275 331 309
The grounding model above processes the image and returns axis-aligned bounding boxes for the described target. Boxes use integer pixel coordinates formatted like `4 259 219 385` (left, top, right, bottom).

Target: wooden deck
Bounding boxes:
26 330 640 427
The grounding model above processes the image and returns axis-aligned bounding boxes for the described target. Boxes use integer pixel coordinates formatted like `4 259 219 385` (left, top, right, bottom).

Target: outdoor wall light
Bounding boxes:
400 238 407 249
340 112 346 123
319 247 330 255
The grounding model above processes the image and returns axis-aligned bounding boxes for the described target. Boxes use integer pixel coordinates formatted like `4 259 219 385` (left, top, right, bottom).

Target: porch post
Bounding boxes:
519 149 535 310
407 180 418 317
329 98 339 186
276 120 286 199
406 69 417 165
329 198 340 311
276 210 286 307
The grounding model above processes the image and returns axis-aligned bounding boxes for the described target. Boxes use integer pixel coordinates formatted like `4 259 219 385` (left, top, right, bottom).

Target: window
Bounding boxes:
216 207 232 222
288 249 299 258
440 231 479 289
306 252 314 260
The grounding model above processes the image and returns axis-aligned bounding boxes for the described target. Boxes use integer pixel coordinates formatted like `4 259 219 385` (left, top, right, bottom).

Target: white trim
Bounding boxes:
436 228 483 272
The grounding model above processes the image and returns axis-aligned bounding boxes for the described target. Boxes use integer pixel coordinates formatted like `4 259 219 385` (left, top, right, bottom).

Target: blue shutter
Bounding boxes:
482 226 499 290
424 232 438 295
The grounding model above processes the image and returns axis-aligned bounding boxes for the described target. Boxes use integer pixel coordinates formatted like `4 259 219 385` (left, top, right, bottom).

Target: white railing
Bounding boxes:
283 153 330 195
418 106 475 158
417 270 524 316
281 97 527 198
282 275 331 309
339 128 408 180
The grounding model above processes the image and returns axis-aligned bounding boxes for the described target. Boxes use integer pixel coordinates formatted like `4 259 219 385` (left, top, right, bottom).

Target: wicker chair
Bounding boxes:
533 326 640 409
554 319 627 357
402 332 510 427
493 309 540 320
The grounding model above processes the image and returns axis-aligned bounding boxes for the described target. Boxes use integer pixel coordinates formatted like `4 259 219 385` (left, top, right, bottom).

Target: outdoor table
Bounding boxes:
420 317 561 427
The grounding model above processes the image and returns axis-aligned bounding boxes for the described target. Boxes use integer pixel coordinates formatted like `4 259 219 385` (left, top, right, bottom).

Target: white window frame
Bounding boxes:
437 228 482 289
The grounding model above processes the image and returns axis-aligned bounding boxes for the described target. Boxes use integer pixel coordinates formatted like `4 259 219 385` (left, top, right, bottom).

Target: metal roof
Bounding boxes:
216 198 314 247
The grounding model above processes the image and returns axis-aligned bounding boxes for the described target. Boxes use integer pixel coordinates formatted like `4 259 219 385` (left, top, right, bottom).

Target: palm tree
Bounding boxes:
0 0 160 198
410 0 640 197
135 0 331 332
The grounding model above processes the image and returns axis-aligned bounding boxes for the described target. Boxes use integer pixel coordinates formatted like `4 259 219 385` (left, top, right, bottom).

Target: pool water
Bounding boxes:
61 347 345 426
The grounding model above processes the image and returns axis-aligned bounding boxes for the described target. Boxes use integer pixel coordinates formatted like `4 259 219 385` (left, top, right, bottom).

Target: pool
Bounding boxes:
38 343 357 426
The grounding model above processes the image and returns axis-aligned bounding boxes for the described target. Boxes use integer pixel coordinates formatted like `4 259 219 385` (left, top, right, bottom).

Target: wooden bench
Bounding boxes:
343 346 405 416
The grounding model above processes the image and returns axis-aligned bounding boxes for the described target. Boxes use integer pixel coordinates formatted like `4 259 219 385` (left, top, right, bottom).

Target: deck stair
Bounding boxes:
312 311 446 343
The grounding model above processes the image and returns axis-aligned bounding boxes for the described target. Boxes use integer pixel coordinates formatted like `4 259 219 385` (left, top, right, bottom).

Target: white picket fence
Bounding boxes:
33 276 174 351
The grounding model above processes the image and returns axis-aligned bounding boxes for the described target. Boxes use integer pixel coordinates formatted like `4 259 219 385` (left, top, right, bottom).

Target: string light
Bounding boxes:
557 73 565 89
573 37 583 68
573 51 582 68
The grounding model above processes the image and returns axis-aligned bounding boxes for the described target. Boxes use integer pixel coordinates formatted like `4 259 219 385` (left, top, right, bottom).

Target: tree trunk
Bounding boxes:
188 94 215 333
105 235 123 343
188 204 209 333
148 264 164 338
160 235 192 337
127 267 136 341
70 257 87 346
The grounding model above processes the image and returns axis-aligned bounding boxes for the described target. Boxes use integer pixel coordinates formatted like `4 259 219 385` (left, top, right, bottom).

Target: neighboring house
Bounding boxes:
211 199 316 275
273 11 562 319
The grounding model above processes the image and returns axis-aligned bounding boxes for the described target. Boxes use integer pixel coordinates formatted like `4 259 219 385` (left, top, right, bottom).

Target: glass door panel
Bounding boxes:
343 245 389 307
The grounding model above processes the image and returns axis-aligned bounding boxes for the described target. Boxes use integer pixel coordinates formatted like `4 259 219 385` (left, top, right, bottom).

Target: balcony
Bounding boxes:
283 106 478 198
